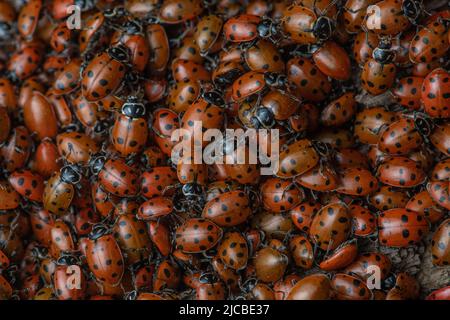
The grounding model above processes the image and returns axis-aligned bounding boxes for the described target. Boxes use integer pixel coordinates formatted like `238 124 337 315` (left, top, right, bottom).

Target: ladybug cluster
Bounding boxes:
0 0 449 301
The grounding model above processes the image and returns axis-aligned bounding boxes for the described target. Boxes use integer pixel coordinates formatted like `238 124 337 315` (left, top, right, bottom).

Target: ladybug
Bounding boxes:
0 1 15 39
319 240 358 271
196 276 226 300
111 96 148 157
18 0 42 39
86 224 124 286
254 246 288 283
349 204 377 237
78 11 107 53
289 235 314 269
152 108 180 155
57 132 99 165
286 56 331 102
378 208 429 247
343 0 378 33
175 218 223 253
153 260 181 291
290 201 321 233
141 167 178 199
49 219 76 259
406 189 444 224
90 156 140 197
364 0 419 36
113 213 152 265
52 59 81 95
53 254 86 300
217 231 248 270
50 22 74 53
260 177 304 212
377 156 426 188
353 106 396 144
281 4 335 45
378 116 431 155
430 123 450 156
202 190 252 227
194 15 223 55
146 23 170 73
47 93 74 127
148 220 171 257
0 78 16 113
110 18 149 72
431 218 450 266
72 92 105 128
344 252 392 280
244 39 285 73
23 92 58 140
172 58 211 83
427 181 450 210
295 163 338 192
312 41 351 81
336 167 378 196
409 20 449 64
137 197 173 221
421 68 450 119
361 38 396 95
392 76 424 110
7 43 43 81
43 165 82 216
320 92 356 127
331 273 372 300
286 274 331 300
29 208 54 246
158 0 203 24
231 70 288 102
352 31 379 66
8 169 44 202
426 286 450 300
310 202 351 251
277 138 326 178
211 256 240 293
223 14 278 43
180 91 225 146
81 45 129 102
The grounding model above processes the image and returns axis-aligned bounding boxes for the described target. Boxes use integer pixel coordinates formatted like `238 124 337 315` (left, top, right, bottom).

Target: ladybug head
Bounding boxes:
182 182 203 197
61 165 82 184
264 72 287 87
107 45 130 63
31 246 48 260
257 19 277 38
123 18 143 34
122 96 146 118
89 223 109 240
89 156 106 175
74 0 95 11
203 90 225 106
57 254 80 266
93 120 110 135
214 68 242 88
253 107 276 129
402 0 421 21
372 39 395 64
313 16 334 42
415 115 434 137
104 6 128 19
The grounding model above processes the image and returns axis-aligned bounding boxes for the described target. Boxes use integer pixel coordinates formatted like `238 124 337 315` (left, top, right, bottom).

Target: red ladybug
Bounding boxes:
81 45 129 102
392 76 424 110
378 208 429 247
409 20 449 64
175 218 223 253
377 156 426 188
112 97 148 157
431 218 450 266
86 224 124 286
224 14 277 43
421 68 450 118
202 190 252 227
43 165 82 216
8 169 44 202
90 156 140 197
